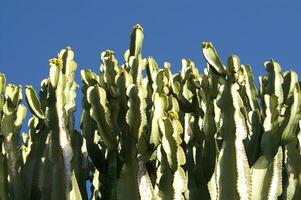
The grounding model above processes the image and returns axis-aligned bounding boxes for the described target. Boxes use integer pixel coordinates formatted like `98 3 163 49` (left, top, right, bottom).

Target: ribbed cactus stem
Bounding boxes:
57 106 73 197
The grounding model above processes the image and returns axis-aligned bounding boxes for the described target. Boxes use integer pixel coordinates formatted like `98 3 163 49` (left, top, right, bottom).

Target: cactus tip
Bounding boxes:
201 42 213 49
49 58 63 68
133 24 144 32
101 50 115 60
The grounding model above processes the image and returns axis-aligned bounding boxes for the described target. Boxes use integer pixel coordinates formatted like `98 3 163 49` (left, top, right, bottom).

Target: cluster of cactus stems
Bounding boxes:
1 25 301 200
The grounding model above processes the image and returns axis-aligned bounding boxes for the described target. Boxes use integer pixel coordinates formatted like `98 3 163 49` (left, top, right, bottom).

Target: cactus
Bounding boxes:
22 48 88 200
80 25 150 200
0 25 301 199
79 25 301 200
0 74 27 200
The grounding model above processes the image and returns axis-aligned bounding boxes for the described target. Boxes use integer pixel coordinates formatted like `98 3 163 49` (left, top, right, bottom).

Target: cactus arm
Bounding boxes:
199 76 217 182
117 83 143 200
157 109 187 200
241 64 263 166
246 110 263 166
260 94 282 165
59 47 76 77
282 71 298 102
127 24 145 85
0 74 6 119
14 104 27 129
1 108 15 137
242 65 259 111
130 24 144 58
100 50 119 97
145 56 159 86
129 57 144 85
159 118 180 171
201 42 226 75
171 60 200 112
150 94 167 147
115 69 133 111
80 67 101 175
45 93 68 200
150 70 172 147
0 84 27 200
227 55 245 85
252 61 291 199
25 86 45 119
81 70 99 86
117 84 149 200
264 60 284 106
258 61 292 167
81 110 105 172
280 88 301 144
87 85 117 149
126 84 147 144
49 59 62 89
21 117 47 199
47 86 76 200
54 48 78 199
23 48 83 199
200 109 216 180
127 82 149 158
216 82 251 200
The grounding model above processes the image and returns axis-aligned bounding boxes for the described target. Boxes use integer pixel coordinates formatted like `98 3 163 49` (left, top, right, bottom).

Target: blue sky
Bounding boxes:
1 0 301 126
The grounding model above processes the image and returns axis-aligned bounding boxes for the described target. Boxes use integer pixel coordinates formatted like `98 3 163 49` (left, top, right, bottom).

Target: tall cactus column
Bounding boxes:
0 73 27 200
200 44 253 199
252 60 301 200
24 48 86 200
81 25 149 200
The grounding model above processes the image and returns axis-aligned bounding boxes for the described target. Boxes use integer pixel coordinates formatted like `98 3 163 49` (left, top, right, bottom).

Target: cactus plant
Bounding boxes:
21 48 88 200
0 74 27 200
0 25 301 199
79 25 301 200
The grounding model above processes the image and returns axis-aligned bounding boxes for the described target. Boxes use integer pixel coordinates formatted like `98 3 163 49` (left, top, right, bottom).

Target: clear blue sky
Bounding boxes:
1 0 301 126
